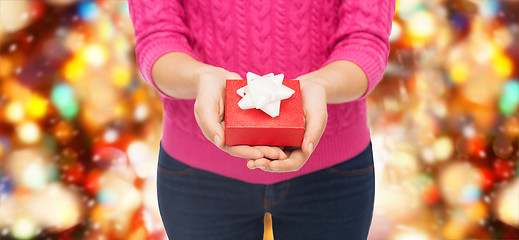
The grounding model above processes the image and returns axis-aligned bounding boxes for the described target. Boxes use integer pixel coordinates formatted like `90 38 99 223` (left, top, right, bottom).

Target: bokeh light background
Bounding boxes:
0 0 517 239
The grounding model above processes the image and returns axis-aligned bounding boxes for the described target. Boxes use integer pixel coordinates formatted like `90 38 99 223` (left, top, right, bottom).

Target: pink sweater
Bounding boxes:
128 0 394 184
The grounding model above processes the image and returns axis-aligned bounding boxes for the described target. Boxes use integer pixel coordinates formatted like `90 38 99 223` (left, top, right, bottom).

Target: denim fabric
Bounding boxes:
157 142 375 240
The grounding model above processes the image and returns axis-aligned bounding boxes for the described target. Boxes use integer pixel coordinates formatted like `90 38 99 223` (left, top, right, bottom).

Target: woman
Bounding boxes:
128 0 394 239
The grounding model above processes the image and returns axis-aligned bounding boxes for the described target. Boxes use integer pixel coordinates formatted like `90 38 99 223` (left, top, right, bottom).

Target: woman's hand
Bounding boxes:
194 67 288 161
247 60 369 172
247 76 328 172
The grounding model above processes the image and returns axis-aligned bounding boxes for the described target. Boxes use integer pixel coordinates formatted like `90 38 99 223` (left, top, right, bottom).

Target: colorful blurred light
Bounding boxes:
134 103 150 121
478 0 500 19
79 44 108 67
463 201 488 223
10 217 37 239
405 10 436 46
62 57 86 82
16 121 41 144
127 141 155 178
396 0 423 20
492 53 514 78
6 148 52 190
64 31 86 51
103 128 119 143
449 62 469 84
0 57 13 78
5 101 25 123
50 83 79 119
111 65 131 87
97 18 115 41
53 121 75 144
393 229 429 240
422 184 440 205
494 178 519 228
97 189 117 206
442 218 468 240
0 136 10 156
92 147 128 169
432 136 453 162
94 170 142 236
493 159 515 181
46 0 79 6
0 0 33 33
477 167 494 191
389 21 402 42
62 162 85 185
25 95 48 119
499 80 519 116
77 1 99 21
23 163 47 190
450 13 469 32
84 169 102 194
28 183 83 231
493 135 514 158
504 117 519 137
461 184 482 204
0 176 14 193
439 162 480 206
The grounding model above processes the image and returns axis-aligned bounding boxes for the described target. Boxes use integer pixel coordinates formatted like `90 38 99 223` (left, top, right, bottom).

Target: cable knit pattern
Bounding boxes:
128 0 395 184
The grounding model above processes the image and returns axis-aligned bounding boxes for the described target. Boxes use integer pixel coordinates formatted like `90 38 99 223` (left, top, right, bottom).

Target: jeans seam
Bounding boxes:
273 181 290 204
263 185 270 211
263 181 290 211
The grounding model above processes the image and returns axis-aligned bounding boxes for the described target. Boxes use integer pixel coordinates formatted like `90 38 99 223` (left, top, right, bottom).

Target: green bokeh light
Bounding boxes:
51 83 79 119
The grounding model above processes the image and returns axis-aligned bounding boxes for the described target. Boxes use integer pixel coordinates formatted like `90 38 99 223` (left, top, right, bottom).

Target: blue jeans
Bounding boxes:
157 142 375 240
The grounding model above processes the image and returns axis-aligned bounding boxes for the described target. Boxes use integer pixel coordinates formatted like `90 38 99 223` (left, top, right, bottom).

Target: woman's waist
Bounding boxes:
160 111 371 184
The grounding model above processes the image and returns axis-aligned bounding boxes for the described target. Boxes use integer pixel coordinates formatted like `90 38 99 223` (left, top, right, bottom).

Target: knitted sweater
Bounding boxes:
128 0 394 184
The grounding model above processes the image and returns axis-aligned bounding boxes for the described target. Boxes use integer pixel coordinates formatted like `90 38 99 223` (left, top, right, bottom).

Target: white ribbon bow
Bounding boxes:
237 72 295 117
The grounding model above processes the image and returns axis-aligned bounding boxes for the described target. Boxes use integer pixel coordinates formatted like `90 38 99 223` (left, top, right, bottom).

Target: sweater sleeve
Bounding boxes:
128 0 197 98
322 0 395 99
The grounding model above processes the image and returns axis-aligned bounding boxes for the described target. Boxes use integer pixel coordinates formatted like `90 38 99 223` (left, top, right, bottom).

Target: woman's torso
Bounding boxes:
159 0 372 184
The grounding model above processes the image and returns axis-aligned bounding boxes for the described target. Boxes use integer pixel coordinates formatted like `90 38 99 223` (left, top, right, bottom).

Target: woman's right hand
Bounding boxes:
194 66 287 162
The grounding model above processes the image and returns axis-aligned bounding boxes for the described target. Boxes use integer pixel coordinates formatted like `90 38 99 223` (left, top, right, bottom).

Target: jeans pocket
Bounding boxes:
325 142 374 177
157 143 196 176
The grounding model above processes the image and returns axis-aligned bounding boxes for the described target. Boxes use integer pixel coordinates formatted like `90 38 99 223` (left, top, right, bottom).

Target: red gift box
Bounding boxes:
225 79 304 146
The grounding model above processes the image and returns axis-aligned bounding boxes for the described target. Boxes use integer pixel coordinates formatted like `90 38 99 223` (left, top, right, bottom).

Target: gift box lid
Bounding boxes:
225 79 304 129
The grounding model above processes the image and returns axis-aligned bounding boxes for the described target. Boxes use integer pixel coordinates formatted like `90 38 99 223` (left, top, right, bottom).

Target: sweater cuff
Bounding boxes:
321 48 386 99
137 37 196 99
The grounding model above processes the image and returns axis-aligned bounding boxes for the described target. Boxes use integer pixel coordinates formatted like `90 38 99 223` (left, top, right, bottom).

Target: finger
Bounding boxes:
301 93 327 156
247 159 255 169
269 149 307 172
251 158 282 173
221 145 263 160
253 146 287 160
252 158 272 169
194 97 225 148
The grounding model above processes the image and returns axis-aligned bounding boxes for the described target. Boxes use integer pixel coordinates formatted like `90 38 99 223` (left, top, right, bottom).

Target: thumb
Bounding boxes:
194 78 226 148
300 86 327 156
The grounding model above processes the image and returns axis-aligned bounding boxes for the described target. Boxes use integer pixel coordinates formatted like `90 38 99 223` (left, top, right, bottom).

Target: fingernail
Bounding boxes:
271 168 280 171
214 135 221 147
259 166 266 170
308 143 314 155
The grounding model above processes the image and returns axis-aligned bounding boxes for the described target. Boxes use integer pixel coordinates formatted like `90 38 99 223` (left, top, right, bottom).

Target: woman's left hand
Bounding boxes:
248 75 328 172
